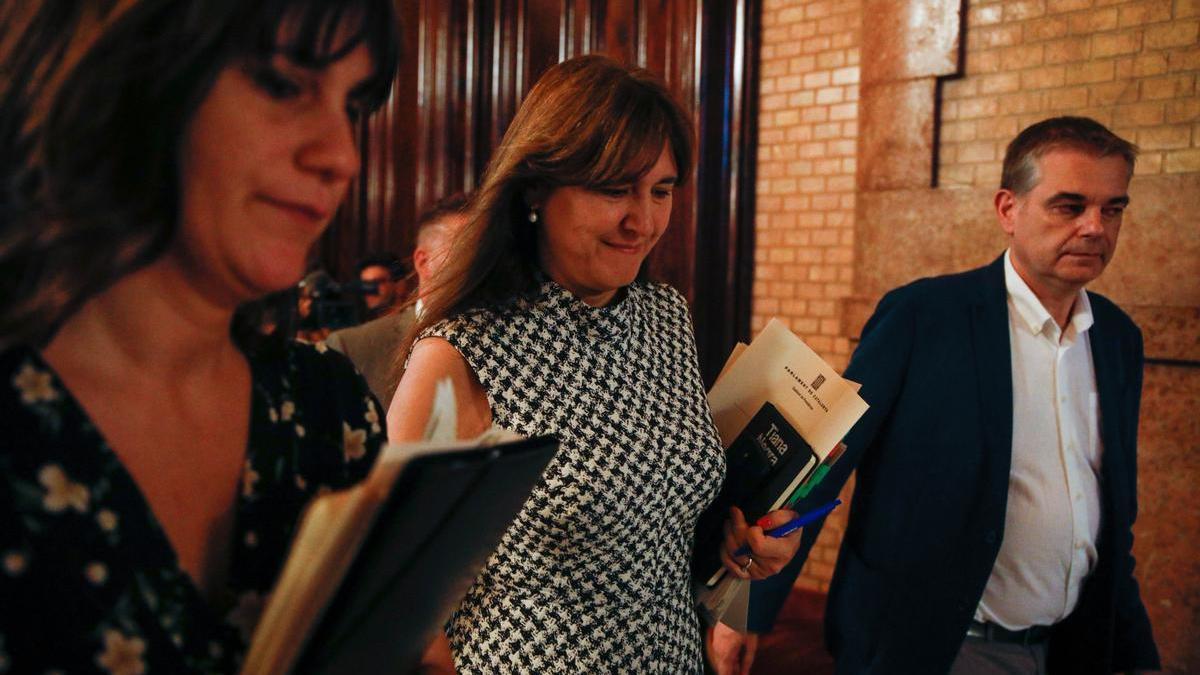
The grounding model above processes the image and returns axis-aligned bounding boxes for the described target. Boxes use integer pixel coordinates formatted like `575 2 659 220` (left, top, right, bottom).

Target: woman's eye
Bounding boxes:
596 187 629 198
653 188 674 199
345 101 365 124
250 65 301 100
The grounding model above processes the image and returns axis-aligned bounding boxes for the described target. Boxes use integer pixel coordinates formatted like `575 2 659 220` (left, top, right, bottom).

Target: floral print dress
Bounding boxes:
0 341 384 674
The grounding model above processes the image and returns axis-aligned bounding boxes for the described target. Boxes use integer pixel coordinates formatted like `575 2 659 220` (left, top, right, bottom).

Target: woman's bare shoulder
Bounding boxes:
387 336 492 442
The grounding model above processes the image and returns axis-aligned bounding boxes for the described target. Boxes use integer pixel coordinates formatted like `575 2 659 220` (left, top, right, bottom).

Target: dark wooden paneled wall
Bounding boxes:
321 0 761 384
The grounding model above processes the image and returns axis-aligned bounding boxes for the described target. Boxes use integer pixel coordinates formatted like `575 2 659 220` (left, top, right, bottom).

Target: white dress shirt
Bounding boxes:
975 250 1104 630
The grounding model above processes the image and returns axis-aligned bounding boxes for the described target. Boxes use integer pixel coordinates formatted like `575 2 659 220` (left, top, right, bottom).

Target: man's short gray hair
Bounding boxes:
1001 116 1138 195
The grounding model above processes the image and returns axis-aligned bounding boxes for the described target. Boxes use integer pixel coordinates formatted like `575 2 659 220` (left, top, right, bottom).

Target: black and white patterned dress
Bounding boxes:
424 279 725 673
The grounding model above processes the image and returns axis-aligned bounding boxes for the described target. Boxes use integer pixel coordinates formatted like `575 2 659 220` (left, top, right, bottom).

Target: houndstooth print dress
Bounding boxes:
425 279 725 673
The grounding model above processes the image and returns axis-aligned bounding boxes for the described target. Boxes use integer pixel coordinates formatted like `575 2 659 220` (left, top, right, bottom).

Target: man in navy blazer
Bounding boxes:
715 117 1160 674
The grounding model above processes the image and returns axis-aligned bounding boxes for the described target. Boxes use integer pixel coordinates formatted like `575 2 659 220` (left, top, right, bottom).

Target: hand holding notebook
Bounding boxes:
241 380 557 675
695 319 868 631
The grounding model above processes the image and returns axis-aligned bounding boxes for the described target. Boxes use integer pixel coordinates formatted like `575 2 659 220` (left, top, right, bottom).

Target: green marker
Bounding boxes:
785 442 847 507
786 465 829 507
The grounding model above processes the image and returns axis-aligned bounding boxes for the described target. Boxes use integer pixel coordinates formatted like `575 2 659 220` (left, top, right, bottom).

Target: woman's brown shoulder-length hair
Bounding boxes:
0 0 398 349
395 54 696 377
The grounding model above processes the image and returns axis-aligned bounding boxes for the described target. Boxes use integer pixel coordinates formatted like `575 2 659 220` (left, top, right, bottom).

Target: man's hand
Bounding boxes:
706 621 760 675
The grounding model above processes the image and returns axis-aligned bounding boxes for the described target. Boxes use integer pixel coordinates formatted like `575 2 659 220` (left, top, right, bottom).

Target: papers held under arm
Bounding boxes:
708 318 867 460
697 319 868 631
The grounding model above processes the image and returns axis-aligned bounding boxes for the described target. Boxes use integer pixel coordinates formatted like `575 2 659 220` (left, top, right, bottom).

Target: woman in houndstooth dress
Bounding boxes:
388 56 804 673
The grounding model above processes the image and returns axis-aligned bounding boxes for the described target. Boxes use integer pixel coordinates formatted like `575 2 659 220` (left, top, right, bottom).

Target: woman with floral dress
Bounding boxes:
0 1 399 672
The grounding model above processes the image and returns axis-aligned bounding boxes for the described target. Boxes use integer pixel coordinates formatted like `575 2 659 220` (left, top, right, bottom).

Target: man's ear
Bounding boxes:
412 247 430 281
995 189 1019 236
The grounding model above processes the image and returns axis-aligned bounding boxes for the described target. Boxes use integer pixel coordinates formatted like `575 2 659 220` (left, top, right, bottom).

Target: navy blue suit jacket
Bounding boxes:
749 256 1159 674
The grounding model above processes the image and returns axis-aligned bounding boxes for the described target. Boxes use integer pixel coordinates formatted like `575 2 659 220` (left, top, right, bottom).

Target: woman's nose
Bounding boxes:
297 110 361 185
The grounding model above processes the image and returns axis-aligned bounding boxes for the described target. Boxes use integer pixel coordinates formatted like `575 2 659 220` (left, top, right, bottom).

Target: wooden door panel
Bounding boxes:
320 0 759 383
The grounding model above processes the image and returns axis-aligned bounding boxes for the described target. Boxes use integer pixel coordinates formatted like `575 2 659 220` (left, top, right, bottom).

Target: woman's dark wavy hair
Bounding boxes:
0 0 398 347
394 55 695 377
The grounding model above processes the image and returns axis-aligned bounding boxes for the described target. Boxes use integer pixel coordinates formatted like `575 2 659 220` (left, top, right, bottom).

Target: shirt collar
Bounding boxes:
1004 249 1094 339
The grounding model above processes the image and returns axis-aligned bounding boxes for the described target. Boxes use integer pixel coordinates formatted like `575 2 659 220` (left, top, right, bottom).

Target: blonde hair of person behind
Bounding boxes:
394 54 695 381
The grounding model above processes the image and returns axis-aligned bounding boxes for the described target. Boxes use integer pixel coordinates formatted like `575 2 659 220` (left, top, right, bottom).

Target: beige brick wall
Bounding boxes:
753 0 1199 595
755 0 864 591
755 0 861 374
940 0 1200 186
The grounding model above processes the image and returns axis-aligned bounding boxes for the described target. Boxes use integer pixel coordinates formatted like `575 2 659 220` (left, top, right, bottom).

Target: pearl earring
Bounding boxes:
528 209 539 223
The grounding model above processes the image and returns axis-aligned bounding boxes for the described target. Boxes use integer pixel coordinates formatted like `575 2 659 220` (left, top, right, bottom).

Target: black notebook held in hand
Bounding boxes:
242 434 558 675
693 402 819 587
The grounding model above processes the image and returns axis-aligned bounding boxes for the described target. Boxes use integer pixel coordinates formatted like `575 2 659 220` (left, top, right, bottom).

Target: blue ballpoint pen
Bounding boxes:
732 498 842 558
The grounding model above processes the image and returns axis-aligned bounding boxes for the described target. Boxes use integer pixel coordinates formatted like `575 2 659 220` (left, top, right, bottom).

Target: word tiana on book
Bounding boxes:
695 318 868 631
754 412 800 464
693 401 820 587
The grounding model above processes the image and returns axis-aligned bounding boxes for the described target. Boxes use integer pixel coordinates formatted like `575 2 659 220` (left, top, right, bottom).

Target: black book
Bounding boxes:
693 402 818 587
242 433 558 674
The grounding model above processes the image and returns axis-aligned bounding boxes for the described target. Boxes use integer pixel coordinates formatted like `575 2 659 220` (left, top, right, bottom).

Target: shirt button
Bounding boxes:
1075 541 1085 550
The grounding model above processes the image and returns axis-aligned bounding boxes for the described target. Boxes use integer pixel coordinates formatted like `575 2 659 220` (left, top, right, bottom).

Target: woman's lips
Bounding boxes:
261 195 329 225
603 241 643 254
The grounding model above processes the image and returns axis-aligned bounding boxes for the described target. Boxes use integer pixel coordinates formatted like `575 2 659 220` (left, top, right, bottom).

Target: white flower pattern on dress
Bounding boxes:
226 592 266 642
241 459 259 498
38 465 89 513
364 398 381 434
97 509 118 532
2 552 26 576
85 561 107 585
343 423 367 462
95 630 146 675
12 363 58 405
